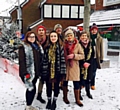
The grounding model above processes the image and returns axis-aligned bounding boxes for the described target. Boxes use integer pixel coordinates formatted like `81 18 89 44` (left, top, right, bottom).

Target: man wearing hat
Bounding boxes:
36 25 47 104
54 24 64 41
90 23 104 90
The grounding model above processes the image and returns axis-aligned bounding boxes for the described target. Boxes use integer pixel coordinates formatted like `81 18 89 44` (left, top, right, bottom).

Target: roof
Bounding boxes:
77 8 120 26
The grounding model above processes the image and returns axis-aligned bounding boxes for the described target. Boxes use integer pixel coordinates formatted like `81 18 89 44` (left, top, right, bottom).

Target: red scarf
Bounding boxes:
64 38 77 67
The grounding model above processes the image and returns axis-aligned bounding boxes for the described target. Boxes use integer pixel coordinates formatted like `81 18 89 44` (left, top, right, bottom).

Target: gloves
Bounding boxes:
100 60 103 63
25 73 31 80
83 62 90 68
67 54 75 59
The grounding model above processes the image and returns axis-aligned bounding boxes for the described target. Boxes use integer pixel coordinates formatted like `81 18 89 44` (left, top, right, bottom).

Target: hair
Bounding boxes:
77 30 90 40
44 30 63 48
23 31 40 46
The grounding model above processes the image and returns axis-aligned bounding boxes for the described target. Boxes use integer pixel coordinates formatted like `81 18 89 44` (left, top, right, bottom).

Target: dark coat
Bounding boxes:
42 43 66 81
18 43 43 81
79 41 95 81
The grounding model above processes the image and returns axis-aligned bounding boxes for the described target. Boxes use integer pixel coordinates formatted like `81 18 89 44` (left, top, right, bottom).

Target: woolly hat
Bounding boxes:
54 24 62 31
90 23 98 31
37 25 46 32
65 29 74 37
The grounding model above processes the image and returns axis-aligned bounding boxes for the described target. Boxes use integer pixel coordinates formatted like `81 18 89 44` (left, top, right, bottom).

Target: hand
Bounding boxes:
25 73 30 79
100 60 103 63
83 62 90 68
67 54 74 59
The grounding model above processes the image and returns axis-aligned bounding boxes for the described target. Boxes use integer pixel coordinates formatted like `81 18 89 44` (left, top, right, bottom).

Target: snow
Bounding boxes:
0 55 120 110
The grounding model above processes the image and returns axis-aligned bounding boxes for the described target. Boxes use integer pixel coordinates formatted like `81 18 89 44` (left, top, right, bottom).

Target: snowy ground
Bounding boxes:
0 55 120 110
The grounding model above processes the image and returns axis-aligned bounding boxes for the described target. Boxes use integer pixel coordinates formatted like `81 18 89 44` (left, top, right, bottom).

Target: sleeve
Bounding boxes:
74 43 85 61
60 46 66 75
18 45 27 78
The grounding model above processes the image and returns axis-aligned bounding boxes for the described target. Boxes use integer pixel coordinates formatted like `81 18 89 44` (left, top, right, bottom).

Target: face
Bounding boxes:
79 33 88 41
56 27 62 35
28 33 35 43
91 28 98 35
66 33 74 41
37 28 45 36
50 32 58 44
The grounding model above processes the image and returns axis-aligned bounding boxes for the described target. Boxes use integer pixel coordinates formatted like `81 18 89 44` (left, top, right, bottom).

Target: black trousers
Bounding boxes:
26 76 38 105
46 79 60 98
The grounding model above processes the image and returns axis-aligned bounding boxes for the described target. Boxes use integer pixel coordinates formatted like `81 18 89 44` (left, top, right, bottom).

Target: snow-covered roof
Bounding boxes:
77 8 120 26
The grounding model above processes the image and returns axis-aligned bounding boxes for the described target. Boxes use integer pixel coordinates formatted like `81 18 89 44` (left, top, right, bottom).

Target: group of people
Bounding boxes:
18 23 103 110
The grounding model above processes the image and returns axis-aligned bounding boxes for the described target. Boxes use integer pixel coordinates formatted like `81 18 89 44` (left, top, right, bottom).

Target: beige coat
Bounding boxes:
95 33 104 69
65 42 84 81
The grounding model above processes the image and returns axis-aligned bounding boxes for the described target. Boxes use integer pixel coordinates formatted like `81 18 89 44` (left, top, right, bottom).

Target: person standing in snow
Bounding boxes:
63 29 84 107
18 31 44 110
78 31 94 100
36 25 47 104
90 23 104 90
41 30 66 110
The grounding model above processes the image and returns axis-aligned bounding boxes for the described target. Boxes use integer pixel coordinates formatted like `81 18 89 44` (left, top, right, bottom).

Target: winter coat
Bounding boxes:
65 40 84 81
42 43 66 81
94 33 103 69
79 41 95 81
18 43 44 81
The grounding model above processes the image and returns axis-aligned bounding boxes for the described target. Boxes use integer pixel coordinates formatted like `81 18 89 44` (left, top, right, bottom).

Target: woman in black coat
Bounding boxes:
18 31 44 110
78 31 94 100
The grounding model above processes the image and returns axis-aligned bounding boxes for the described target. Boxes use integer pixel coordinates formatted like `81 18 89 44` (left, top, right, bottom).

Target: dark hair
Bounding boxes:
23 31 40 45
77 30 90 39
46 30 63 47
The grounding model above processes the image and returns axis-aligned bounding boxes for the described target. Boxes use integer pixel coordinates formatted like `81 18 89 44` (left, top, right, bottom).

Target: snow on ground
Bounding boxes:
0 55 120 110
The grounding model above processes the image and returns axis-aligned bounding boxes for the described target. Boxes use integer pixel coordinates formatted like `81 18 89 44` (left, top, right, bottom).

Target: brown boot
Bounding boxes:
63 87 70 104
74 89 83 107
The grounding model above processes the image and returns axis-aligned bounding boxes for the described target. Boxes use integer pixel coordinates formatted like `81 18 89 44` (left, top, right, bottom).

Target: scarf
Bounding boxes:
90 33 97 46
64 38 77 67
48 44 57 79
80 39 89 48
80 42 92 80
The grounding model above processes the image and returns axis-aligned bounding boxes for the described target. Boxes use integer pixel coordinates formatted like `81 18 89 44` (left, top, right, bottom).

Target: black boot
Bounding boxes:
37 93 46 103
51 99 57 110
46 98 51 109
85 84 93 99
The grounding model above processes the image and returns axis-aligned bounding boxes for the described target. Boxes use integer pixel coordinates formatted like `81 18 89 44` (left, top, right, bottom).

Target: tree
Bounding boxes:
83 0 91 33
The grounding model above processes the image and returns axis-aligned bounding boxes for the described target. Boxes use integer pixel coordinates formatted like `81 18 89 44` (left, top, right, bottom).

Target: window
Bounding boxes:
62 5 69 18
44 5 52 17
53 5 61 18
71 6 78 18
43 4 84 19
79 6 84 18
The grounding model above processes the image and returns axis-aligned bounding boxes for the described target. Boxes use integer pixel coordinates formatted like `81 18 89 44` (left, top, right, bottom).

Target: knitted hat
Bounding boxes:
65 29 74 37
90 23 98 31
54 24 62 31
37 25 46 32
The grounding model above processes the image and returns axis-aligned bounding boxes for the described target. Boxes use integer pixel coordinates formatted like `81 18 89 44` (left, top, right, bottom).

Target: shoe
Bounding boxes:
87 93 93 99
91 86 95 90
51 100 56 110
46 99 51 109
25 106 38 110
37 93 46 103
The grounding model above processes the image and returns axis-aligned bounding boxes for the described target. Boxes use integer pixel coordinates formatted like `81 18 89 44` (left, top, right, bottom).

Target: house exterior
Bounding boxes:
10 0 84 34
78 0 120 49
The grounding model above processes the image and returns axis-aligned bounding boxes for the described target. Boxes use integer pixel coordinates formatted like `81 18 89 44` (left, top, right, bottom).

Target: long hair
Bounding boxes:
23 31 40 46
44 30 63 48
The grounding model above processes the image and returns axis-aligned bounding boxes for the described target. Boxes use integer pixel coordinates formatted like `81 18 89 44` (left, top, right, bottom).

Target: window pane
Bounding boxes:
62 5 69 18
44 5 52 17
53 5 61 18
79 6 84 18
71 6 78 18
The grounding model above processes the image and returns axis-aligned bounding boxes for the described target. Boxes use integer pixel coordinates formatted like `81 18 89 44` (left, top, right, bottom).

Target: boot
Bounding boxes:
79 90 83 100
51 97 57 110
74 89 83 107
37 93 46 103
85 84 93 99
63 86 70 104
46 98 51 109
